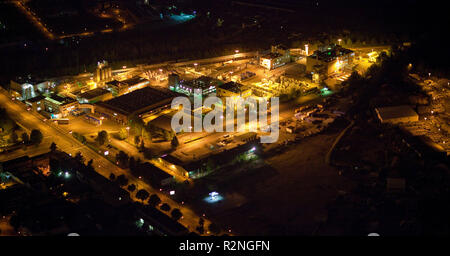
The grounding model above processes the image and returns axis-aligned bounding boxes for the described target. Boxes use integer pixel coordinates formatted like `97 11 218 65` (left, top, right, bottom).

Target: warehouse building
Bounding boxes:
94 87 180 125
44 94 79 118
216 81 252 98
259 45 291 70
170 76 222 97
106 77 150 96
306 44 354 76
375 105 419 124
77 88 113 104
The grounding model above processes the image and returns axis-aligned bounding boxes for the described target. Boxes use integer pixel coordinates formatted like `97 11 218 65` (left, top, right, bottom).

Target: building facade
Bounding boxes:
43 94 79 118
216 82 252 100
259 45 291 70
306 44 354 76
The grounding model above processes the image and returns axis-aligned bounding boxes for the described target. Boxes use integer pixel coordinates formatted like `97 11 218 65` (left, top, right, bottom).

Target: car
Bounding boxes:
223 134 231 138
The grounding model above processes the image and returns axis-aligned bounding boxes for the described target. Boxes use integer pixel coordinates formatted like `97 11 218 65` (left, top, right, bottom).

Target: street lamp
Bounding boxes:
338 39 342 45
304 44 309 56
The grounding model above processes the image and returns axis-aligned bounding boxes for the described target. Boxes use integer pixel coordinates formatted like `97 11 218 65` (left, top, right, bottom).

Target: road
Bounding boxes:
0 88 222 235
13 1 54 40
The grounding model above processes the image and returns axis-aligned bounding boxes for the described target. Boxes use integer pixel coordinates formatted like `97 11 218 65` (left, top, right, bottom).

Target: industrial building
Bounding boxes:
375 105 419 124
168 73 180 88
170 76 222 97
43 94 79 118
94 61 113 83
24 95 46 112
306 44 354 77
106 76 150 96
216 81 252 98
9 77 55 100
259 45 291 70
77 88 113 103
94 87 179 125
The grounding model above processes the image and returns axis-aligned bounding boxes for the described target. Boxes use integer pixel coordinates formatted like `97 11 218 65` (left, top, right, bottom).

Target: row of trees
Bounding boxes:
129 115 176 143
109 173 184 222
16 129 43 146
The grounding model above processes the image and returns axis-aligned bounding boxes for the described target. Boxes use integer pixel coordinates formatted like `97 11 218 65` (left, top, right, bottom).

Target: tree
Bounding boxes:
86 159 94 171
116 150 129 168
206 158 216 172
143 148 155 160
127 184 136 192
74 151 84 164
109 173 116 181
148 194 161 207
208 223 221 234
136 189 149 202
160 203 171 212
142 127 152 142
163 130 173 141
139 140 145 152
345 38 353 47
118 128 128 140
171 135 179 148
30 129 43 145
116 174 128 187
134 135 141 146
10 132 18 144
129 115 145 137
171 208 183 221
196 225 205 234
50 142 57 152
129 156 136 170
96 130 108 145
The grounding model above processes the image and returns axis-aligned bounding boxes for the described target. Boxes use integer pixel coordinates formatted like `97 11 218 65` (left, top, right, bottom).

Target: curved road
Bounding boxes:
0 89 221 235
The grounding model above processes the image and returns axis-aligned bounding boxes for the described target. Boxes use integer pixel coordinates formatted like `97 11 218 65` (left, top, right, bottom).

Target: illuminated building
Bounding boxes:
367 51 379 63
106 76 150 96
10 78 56 100
168 73 180 88
216 81 252 98
94 61 113 83
306 44 354 76
259 45 291 70
170 76 222 97
77 88 113 104
94 87 179 125
43 94 79 118
24 95 45 112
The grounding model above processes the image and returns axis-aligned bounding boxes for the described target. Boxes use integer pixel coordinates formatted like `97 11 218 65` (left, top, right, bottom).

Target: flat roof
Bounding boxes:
261 52 283 59
179 76 222 90
95 87 179 116
149 114 174 131
121 76 148 85
46 94 76 105
78 88 110 99
106 80 121 87
310 45 353 62
26 95 46 103
218 81 246 93
375 105 418 120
